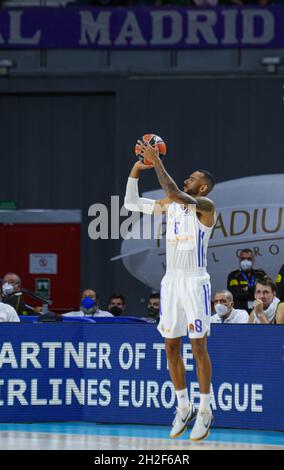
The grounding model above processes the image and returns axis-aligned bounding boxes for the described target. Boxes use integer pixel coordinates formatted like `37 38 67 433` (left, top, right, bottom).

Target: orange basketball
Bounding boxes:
135 134 167 165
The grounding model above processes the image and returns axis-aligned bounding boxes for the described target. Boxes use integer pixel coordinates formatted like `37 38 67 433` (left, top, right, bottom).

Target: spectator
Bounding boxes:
0 302 20 322
141 293 161 323
275 264 284 301
211 290 249 323
63 289 113 317
248 278 280 324
1 272 33 316
227 248 267 313
275 300 284 324
108 293 126 316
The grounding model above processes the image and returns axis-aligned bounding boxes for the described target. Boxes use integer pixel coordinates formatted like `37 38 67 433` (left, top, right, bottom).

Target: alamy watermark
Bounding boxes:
88 196 164 240
88 196 196 241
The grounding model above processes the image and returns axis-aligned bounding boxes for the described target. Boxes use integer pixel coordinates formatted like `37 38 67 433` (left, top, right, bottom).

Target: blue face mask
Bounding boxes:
81 297 96 310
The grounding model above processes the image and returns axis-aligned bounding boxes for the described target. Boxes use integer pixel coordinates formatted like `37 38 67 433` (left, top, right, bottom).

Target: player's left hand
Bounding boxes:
254 299 264 316
137 139 159 164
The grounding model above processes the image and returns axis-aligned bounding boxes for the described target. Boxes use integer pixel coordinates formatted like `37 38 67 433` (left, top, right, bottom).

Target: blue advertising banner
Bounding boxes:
0 6 284 49
0 323 283 430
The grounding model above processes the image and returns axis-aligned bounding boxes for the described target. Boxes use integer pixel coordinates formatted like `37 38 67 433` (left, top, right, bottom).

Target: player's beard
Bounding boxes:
185 188 198 197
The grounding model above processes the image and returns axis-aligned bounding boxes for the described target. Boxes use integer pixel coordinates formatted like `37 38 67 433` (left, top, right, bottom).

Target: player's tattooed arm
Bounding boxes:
138 140 191 202
154 159 197 204
153 159 215 214
138 139 215 214
195 197 215 214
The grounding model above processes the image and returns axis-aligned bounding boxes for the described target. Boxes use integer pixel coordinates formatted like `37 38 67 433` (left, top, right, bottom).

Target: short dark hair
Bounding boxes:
148 293 160 300
240 248 254 256
82 290 99 301
197 169 215 193
255 277 276 293
108 293 126 305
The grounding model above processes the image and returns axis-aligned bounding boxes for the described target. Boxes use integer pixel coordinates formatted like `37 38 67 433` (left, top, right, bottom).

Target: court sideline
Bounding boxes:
0 423 283 450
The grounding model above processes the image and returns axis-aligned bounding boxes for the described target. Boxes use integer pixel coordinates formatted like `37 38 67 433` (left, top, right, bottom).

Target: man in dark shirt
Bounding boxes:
276 264 284 301
227 249 267 313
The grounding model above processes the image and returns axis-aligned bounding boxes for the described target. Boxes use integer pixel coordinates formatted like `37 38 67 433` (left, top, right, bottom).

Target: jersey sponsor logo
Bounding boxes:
160 324 171 334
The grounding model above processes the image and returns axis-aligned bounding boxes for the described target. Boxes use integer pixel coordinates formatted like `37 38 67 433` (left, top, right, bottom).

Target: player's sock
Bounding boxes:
176 388 189 409
199 393 211 411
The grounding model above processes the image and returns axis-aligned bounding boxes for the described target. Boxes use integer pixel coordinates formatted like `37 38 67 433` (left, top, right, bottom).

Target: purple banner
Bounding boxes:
0 6 284 49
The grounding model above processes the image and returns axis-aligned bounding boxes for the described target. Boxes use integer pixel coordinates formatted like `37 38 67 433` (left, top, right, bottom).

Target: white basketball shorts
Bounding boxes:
157 270 211 339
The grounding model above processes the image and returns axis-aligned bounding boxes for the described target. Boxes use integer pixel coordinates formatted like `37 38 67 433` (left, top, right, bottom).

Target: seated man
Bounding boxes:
227 248 267 313
141 293 161 323
63 289 113 317
108 293 126 316
0 302 20 322
211 290 249 324
249 277 281 324
1 272 33 316
275 264 284 301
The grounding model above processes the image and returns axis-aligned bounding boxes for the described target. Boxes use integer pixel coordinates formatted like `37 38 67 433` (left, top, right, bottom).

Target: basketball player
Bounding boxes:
124 140 215 442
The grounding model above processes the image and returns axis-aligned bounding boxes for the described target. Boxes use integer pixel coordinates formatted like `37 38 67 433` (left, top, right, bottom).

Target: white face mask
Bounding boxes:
215 303 229 317
2 282 14 296
240 259 253 271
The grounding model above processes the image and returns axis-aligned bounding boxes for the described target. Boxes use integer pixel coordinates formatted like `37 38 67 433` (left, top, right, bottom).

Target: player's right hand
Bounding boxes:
134 161 154 171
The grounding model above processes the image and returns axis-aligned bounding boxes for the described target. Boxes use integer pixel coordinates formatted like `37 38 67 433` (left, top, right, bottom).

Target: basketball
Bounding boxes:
135 134 167 165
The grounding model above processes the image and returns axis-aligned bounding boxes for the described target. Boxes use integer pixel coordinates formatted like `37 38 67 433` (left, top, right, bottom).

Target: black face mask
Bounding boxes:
110 306 123 317
3 292 20 305
148 307 160 319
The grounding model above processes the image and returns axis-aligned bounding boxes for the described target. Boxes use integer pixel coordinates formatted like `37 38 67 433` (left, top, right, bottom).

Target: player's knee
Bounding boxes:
191 340 206 361
165 339 180 360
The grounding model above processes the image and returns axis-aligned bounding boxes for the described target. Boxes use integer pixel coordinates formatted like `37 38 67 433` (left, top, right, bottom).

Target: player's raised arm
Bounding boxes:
138 140 215 225
124 161 170 215
137 139 197 204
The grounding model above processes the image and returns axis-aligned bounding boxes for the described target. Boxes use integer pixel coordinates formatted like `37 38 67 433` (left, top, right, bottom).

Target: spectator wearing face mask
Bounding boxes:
211 290 249 324
63 289 113 317
108 294 126 317
227 249 267 313
1 272 34 316
249 277 283 324
140 293 161 323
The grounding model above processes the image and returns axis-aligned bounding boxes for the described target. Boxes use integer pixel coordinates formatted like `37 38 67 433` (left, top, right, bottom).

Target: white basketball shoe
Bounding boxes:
189 408 213 442
170 402 197 438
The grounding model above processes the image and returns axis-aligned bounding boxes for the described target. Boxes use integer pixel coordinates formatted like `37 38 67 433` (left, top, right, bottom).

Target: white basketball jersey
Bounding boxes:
166 202 214 272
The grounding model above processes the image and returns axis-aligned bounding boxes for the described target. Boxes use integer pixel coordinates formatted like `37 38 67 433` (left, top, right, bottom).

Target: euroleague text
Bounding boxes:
0 341 263 412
